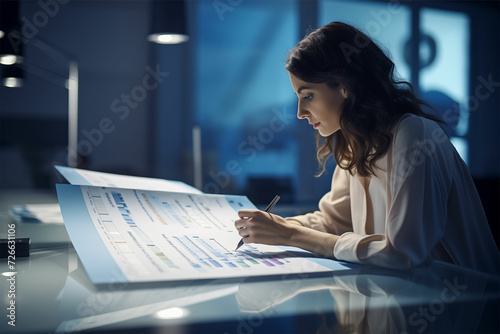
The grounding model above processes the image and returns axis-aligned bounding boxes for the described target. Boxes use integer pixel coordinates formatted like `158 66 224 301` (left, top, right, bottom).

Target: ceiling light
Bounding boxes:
0 54 21 65
1 63 24 87
148 33 189 44
148 0 189 45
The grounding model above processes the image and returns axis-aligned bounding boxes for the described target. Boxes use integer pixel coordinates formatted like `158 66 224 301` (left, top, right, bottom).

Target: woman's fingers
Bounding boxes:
234 211 291 246
234 218 249 229
234 218 251 239
235 212 272 233
234 215 262 242
238 209 268 219
235 208 292 246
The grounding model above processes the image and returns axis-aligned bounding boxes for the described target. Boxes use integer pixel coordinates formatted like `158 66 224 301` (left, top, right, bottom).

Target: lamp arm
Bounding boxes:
67 61 78 167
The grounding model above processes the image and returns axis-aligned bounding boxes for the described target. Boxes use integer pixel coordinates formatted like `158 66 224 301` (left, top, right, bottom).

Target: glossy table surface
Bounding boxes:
1 190 499 334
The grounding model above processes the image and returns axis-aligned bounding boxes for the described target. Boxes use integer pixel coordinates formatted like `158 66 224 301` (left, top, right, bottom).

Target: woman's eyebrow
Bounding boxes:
297 86 312 94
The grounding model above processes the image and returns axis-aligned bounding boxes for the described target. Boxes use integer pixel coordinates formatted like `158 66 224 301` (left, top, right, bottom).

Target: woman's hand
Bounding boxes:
235 209 340 258
235 209 297 246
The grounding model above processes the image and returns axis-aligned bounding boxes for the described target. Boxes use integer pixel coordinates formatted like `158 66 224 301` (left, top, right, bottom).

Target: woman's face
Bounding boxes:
289 73 347 137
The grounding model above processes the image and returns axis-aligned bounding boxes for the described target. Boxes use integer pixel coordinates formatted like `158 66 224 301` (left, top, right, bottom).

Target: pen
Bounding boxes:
235 195 280 251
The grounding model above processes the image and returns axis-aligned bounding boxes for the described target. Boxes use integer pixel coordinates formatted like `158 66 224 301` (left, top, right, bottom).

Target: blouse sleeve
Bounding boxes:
334 116 450 269
286 165 353 235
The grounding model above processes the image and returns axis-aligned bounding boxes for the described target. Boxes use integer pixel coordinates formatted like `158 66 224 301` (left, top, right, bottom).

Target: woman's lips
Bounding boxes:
313 122 320 129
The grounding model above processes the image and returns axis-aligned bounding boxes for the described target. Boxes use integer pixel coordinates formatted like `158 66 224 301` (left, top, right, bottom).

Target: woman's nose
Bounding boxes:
297 101 308 119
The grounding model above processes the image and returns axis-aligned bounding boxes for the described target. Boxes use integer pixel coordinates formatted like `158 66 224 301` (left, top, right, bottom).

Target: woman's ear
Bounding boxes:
341 87 348 99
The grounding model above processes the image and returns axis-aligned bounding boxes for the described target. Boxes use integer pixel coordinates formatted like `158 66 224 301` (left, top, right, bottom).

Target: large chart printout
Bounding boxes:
57 184 348 284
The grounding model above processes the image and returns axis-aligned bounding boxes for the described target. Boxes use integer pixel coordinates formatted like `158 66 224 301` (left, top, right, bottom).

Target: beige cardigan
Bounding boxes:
288 115 499 274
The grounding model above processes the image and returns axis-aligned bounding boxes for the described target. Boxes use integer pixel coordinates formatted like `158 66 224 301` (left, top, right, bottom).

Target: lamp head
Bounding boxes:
148 0 189 45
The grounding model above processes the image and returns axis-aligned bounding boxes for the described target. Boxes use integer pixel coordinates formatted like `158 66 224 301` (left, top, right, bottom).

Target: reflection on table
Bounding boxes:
1 246 498 334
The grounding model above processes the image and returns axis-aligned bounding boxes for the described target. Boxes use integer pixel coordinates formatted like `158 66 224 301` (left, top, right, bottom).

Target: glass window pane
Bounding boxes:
196 1 298 198
319 0 411 82
420 8 470 162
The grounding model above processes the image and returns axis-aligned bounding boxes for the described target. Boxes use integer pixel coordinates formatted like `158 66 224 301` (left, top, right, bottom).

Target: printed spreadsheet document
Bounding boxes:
55 167 352 284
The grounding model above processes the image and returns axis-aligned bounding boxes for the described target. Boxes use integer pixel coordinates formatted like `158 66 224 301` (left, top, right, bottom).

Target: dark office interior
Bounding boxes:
0 1 499 333
1 0 498 243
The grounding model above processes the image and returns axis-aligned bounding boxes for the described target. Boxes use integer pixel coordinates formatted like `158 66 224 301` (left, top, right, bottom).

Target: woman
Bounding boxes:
235 22 499 274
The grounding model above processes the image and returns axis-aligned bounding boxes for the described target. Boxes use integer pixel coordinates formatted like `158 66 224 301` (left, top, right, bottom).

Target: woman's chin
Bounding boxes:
318 127 340 137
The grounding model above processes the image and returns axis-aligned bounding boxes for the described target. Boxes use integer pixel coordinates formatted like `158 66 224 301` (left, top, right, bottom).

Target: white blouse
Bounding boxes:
289 115 499 274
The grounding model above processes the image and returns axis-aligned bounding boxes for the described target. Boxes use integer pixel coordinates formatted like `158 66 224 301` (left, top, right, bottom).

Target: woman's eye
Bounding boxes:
304 95 313 101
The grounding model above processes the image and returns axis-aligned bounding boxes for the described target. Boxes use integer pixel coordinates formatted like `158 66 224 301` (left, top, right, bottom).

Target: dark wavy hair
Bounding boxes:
286 22 442 177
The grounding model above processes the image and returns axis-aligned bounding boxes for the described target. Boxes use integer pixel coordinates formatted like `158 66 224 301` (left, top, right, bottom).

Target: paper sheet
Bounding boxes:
57 184 348 284
55 165 202 194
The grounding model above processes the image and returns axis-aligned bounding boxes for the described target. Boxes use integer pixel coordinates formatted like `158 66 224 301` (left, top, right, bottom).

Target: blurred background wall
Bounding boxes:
0 0 498 242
